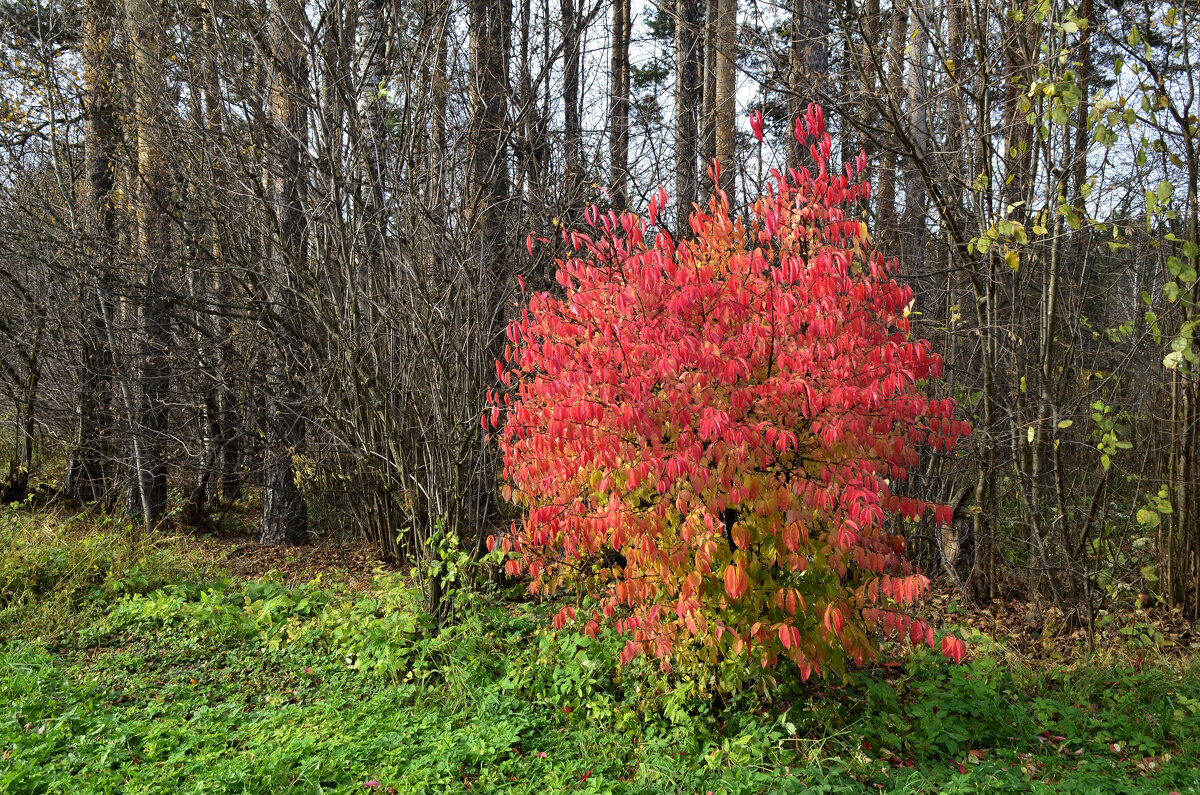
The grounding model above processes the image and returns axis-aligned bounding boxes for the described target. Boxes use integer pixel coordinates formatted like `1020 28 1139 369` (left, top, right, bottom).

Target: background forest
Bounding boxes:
2 0 1198 623
3 0 1200 791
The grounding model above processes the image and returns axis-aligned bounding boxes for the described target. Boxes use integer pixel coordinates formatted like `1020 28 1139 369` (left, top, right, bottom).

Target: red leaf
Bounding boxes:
749 110 764 142
724 560 748 600
941 635 967 664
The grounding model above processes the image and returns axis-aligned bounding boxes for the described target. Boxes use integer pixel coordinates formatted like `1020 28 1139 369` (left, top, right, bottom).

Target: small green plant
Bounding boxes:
1089 399 1132 473
1135 484 1173 539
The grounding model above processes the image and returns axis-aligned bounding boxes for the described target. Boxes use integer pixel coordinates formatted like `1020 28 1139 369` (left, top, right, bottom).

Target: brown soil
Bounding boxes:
184 534 396 590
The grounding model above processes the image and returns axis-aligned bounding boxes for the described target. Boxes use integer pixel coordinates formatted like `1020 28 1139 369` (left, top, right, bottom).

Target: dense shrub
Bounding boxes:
490 104 967 679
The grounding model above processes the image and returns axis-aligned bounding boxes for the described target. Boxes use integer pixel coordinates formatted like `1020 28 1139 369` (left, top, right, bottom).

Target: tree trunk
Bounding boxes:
261 0 311 545
712 0 736 200
786 0 828 169
608 0 631 210
360 0 390 280
899 0 929 282
202 1 241 506
674 0 700 233
126 0 172 530
2 317 43 500
430 0 450 220
561 0 581 200
700 0 717 167
460 0 512 613
66 0 119 504
875 0 907 239
855 0 881 181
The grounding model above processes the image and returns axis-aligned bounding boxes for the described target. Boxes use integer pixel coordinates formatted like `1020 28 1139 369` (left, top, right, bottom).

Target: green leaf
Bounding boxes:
1157 180 1174 205
1136 508 1160 528
1060 203 1082 230
1056 420 1073 429
1147 311 1162 345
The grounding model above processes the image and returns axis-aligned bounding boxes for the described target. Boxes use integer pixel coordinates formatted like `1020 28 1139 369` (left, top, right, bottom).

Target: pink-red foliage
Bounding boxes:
488 104 968 677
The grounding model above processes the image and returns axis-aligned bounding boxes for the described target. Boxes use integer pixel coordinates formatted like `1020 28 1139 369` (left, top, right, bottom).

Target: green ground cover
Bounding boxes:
2 506 1199 794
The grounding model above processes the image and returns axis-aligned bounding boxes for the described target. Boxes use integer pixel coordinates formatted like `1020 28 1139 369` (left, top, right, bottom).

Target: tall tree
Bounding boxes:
65 0 118 504
201 2 241 505
126 0 172 529
457 0 512 611
260 0 310 545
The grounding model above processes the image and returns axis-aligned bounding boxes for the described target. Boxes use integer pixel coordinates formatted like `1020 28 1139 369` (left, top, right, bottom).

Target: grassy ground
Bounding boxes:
2 504 1200 794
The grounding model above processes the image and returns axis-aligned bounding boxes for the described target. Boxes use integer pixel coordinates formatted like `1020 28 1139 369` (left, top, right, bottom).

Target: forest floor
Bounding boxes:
3 503 1200 793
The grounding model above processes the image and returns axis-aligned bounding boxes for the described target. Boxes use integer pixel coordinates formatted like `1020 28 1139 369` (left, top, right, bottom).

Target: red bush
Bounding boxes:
488 104 968 678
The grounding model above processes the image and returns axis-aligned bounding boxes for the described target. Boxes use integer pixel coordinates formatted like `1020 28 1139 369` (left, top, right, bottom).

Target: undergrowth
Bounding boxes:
0 502 214 643
2 508 1199 793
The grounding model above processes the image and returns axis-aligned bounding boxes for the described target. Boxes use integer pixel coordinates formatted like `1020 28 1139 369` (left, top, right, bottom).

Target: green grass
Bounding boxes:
2 508 1199 793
